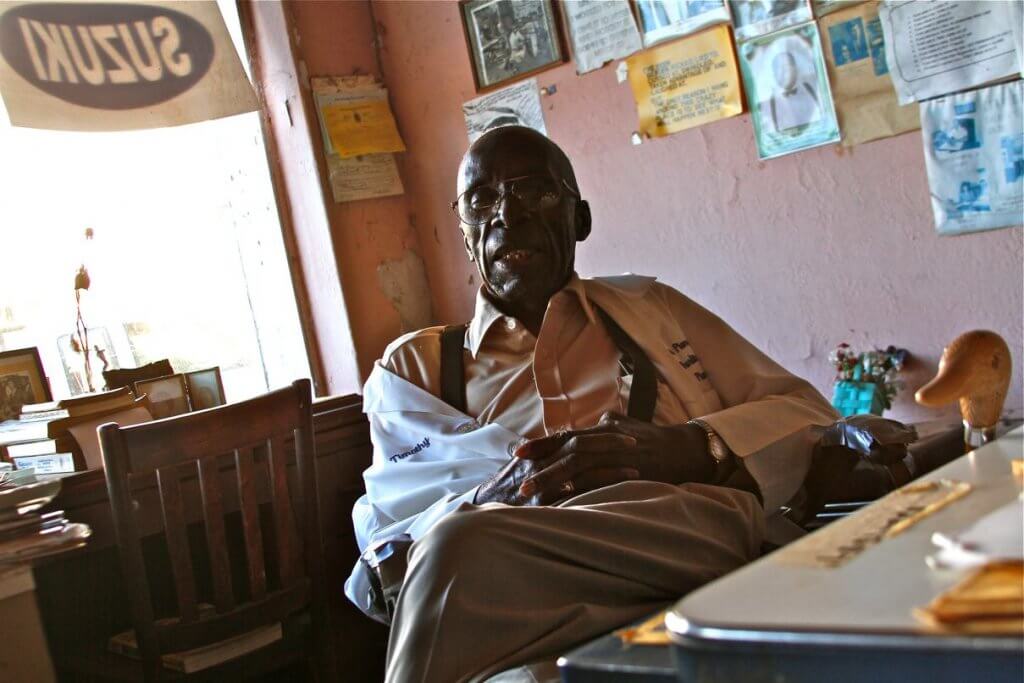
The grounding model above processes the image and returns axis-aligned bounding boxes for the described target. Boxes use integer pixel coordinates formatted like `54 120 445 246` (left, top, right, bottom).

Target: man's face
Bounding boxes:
772 52 797 90
457 133 585 311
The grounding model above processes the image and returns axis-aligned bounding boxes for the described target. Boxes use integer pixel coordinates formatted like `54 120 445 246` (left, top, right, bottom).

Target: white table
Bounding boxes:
667 427 1023 683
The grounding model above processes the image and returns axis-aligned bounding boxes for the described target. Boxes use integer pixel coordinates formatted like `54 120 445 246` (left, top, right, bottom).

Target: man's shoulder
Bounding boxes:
380 325 446 369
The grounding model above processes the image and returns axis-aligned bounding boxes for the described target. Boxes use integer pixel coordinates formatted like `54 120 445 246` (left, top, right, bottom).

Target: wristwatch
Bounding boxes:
688 419 731 466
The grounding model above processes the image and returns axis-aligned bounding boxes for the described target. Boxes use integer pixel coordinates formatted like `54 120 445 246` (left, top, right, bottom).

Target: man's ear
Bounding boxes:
575 200 592 242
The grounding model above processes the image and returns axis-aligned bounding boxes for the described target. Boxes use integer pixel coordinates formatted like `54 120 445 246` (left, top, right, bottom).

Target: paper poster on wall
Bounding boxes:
738 22 840 159
311 77 404 203
820 1 917 147
879 0 1024 105
327 154 405 203
921 80 1023 236
463 78 547 143
321 99 406 159
562 0 642 75
728 0 812 42
635 0 731 48
627 25 743 138
0 1 257 131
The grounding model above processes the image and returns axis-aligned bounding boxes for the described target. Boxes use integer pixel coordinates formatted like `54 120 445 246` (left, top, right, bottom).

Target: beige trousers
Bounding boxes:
385 480 766 683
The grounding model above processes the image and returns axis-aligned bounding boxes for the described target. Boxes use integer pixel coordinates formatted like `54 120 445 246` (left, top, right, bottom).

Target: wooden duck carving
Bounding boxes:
915 330 1012 447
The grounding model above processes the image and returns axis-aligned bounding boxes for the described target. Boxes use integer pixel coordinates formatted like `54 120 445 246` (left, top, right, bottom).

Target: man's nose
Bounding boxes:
492 191 526 229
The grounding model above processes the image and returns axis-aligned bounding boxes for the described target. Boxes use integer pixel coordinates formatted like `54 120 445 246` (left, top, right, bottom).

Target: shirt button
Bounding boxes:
505 319 518 331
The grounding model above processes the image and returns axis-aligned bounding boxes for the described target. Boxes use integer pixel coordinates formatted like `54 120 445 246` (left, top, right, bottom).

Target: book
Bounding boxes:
11 453 75 474
47 397 151 439
19 401 59 415
5 440 57 458
108 619 282 673
56 387 135 417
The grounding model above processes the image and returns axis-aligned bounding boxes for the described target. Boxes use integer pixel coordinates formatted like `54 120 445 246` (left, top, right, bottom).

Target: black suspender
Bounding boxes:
440 324 468 413
438 307 657 422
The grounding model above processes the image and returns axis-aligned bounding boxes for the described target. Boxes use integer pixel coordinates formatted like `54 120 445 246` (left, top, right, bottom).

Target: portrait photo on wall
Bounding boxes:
460 0 565 91
134 374 189 419
738 22 840 159
729 0 812 42
635 0 731 47
184 367 226 411
0 347 51 419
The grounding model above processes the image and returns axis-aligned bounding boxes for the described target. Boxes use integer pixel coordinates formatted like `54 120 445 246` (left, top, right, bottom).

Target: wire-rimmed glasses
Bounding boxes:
450 175 580 226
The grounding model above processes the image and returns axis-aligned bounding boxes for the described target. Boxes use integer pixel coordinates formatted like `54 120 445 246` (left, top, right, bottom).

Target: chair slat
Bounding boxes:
235 447 268 601
156 463 200 623
198 456 235 613
268 435 300 586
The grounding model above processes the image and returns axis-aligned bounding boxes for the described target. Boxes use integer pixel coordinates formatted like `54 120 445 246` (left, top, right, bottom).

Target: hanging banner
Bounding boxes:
0 0 257 130
878 0 1023 106
921 80 1024 236
819 0 917 147
627 24 743 138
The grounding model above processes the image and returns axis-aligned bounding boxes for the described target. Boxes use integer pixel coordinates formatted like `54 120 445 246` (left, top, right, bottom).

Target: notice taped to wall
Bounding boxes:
627 25 743 138
820 1 918 147
312 76 404 203
463 78 547 143
729 0 812 42
0 1 257 130
563 0 642 75
636 0 732 49
879 0 1024 105
921 80 1023 236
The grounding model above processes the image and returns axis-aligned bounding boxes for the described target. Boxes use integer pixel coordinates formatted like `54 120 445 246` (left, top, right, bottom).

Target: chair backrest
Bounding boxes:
99 378 330 679
103 360 174 394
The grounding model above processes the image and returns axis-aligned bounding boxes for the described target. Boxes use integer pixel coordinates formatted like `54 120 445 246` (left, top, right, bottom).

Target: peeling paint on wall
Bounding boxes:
377 249 434 332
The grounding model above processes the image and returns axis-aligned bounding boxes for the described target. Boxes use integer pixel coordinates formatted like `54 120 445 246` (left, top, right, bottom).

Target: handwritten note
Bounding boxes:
322 99 407 159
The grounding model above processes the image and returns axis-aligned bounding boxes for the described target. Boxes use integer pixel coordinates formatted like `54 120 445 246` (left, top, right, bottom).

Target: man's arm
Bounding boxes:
655 283 839 511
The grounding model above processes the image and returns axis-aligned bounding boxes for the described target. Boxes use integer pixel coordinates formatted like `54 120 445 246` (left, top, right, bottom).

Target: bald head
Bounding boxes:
458 126 578 197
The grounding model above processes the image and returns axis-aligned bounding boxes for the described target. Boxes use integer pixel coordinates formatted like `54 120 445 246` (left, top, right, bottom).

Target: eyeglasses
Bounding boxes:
450 175 580 226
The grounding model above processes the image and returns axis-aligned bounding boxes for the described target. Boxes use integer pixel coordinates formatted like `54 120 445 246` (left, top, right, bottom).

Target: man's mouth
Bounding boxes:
494 247 538 265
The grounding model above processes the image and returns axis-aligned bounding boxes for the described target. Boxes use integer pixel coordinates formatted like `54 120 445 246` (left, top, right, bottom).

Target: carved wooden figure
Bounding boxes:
915 330 1012 447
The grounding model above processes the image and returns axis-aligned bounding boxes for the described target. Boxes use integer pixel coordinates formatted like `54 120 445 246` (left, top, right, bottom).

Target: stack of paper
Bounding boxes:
0 479 90 565
915 562 1023 635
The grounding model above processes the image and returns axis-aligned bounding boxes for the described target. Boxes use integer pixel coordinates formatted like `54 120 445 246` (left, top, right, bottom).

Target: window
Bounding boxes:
0 1 309 402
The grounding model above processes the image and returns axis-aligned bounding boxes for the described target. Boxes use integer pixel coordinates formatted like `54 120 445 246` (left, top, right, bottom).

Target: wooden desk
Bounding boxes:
30 394 389 681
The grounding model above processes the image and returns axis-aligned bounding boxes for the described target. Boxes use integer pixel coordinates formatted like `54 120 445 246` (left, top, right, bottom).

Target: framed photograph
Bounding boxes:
134 374 189 419
738 22 840 159
184 367 226 411
635 1 732 48
460 0 566 91
0 347 52 419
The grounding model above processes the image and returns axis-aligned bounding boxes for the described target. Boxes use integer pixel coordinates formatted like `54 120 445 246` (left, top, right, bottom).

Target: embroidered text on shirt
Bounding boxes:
390 437 431 462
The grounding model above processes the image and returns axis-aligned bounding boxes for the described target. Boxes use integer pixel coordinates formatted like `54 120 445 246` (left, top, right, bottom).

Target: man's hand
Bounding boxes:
473 440 641 506
512 412 713 504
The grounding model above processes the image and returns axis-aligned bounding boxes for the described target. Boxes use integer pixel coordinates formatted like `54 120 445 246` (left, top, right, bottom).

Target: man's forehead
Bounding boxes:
458 133 562 190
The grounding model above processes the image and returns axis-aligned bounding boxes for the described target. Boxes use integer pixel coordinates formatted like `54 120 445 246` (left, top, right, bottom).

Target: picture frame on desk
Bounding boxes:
134 374 189 419
184 367 226 411
0 347 52 419
460 0 566 91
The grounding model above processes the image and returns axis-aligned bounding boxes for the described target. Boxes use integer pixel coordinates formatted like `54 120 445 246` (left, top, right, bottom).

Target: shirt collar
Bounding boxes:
466 274 597 358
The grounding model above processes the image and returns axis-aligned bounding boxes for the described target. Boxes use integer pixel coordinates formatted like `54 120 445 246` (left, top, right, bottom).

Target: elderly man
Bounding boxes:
346 126 838 682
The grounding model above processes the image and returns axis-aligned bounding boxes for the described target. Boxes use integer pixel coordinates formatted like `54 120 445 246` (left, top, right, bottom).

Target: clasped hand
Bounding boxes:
473 412 711 506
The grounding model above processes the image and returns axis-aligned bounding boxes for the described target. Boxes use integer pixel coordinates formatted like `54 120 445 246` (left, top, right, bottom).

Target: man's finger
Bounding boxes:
515 428 635 460
518 446 634 497
538 466 640 504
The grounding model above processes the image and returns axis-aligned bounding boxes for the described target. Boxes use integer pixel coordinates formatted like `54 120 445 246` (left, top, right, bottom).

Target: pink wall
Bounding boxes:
369 0 1023 422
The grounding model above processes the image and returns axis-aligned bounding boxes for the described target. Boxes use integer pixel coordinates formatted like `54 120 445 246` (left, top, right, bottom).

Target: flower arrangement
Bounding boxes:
829 343 909 414
70 227 109 393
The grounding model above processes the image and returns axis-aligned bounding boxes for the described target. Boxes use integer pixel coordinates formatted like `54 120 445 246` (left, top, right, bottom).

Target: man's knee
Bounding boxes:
406 505 508 579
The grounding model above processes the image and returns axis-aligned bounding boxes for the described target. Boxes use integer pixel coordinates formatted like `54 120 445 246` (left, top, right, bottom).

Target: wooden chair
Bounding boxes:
103 360 174 395
97 378 335 681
